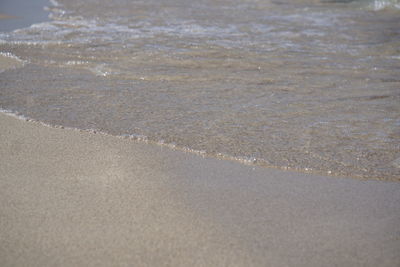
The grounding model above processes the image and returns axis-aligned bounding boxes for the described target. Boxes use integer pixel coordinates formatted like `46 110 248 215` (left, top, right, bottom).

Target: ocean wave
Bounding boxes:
368 0 400 10
1 0 399 180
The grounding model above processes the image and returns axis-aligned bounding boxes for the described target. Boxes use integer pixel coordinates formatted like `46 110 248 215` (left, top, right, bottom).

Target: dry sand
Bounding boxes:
0 112 399 266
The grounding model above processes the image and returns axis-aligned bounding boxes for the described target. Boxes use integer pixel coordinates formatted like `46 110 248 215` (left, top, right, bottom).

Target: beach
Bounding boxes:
1 0 400 180
1 0 400 265
1 112 399 266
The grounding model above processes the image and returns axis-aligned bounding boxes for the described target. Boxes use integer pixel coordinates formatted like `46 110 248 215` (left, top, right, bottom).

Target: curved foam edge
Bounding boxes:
369 0 400 11
0 52 27 73
1 108 369 181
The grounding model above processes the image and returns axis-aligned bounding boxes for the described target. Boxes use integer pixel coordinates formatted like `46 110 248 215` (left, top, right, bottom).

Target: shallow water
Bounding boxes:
0 0 49 32
0 0 399 179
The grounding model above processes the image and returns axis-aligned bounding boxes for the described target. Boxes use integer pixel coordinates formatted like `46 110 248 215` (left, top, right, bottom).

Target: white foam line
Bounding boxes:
0 52 28 65
49 0 61 7
370 0 400 11
0 108 345 179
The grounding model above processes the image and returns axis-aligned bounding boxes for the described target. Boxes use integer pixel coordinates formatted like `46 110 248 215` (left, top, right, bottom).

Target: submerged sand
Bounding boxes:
0 112 399 266
0 14 17 20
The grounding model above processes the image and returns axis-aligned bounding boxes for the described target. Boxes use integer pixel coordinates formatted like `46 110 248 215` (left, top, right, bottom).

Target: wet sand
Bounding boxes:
1 1 399 265
0 112 399 266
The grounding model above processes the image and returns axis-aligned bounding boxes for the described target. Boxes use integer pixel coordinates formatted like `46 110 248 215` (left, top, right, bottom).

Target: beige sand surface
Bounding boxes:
0 112 399 266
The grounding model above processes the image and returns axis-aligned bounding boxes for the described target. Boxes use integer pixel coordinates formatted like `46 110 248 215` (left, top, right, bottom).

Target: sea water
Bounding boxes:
0 0 399 179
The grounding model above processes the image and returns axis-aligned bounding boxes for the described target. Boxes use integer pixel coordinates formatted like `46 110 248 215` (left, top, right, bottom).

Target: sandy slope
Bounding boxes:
0 112 399 266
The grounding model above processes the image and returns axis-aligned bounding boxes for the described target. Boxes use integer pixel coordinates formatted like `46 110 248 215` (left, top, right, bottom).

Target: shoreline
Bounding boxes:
1 112 399 266
1 1 399 264
0 0 398 182
1 108 398 182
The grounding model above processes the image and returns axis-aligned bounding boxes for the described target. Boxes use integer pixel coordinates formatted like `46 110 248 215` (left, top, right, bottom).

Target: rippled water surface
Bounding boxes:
0 0 399 179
